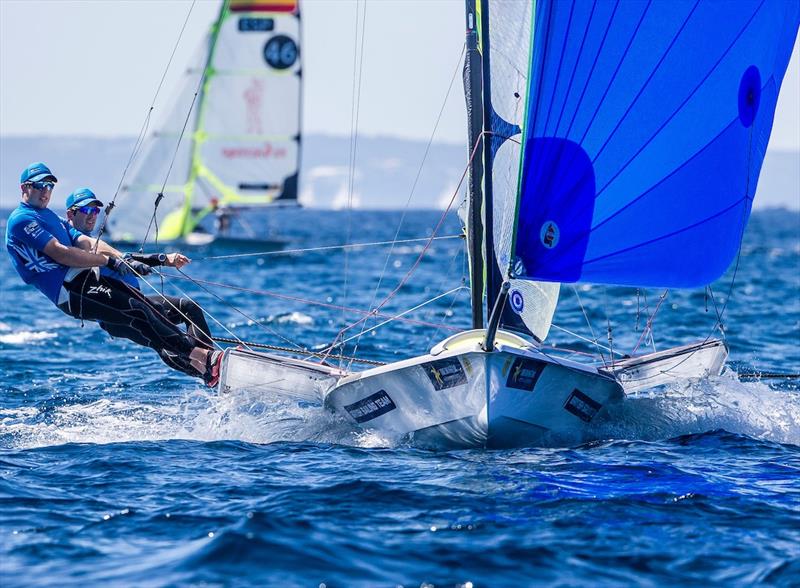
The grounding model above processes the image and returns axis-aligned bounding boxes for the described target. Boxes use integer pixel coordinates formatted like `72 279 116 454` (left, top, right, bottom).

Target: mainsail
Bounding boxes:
469 0 798 344
112 0 302 243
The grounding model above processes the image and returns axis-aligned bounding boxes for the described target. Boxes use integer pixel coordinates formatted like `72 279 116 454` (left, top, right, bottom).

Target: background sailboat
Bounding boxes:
111 0 302 247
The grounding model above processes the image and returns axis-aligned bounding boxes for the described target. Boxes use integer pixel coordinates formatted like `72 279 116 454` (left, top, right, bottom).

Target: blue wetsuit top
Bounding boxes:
59 219 140 290
5 203 83 305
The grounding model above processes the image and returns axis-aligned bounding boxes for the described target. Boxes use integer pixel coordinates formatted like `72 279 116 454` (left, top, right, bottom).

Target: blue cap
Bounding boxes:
66 188 104 210
20 162 57 184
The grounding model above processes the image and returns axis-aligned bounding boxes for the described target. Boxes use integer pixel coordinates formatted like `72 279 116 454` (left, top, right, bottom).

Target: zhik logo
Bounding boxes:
87 285 112 298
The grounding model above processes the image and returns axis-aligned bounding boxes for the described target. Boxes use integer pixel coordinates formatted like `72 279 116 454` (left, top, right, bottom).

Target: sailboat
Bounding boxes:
216 0 799 448
111 0 302 247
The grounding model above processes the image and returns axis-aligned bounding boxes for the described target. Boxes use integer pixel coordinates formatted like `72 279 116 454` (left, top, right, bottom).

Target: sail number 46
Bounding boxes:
264 36 298 70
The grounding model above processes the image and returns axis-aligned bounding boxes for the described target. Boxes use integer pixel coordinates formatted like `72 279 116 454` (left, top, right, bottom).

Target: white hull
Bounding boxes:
606 339 728 393
217 332 728 449
324 331 624 448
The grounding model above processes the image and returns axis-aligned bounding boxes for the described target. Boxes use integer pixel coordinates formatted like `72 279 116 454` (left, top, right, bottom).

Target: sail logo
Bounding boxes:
422 358 467 391
343 390 397 423
509 289 524 314
505 358 545 391
221 143 287 159
540 221 559 249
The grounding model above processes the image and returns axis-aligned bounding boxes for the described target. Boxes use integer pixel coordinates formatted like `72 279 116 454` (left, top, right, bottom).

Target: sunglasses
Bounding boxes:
26 181 55 191
73 205 101 216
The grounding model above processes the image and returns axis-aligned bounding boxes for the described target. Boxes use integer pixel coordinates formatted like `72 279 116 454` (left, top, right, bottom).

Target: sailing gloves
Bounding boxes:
107 256 153 276
125 252 168 267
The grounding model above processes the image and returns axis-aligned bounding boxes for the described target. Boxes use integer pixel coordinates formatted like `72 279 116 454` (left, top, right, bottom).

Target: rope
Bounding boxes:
158 271 462 332
126 264 233 351
549 323 626 357
570 285 607 361
323 286 467 352
170 267 314 357
210 336 385 367
352 43 467 364
631 289 669 354
93 1 198 251
323 133 486 361
191 235 463 261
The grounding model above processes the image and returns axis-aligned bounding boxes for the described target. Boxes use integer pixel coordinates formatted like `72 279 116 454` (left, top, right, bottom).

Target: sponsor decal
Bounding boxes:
239 183 279 191
422 357 467 391
221 143 287 160
238 17 275 32
564 389 602 423
343 390 397 424
263 35 298 70
243 78 265 134
506 357 545 391
87 285 112 298
509 289 524 314
24 221 42 238
540 220 560 249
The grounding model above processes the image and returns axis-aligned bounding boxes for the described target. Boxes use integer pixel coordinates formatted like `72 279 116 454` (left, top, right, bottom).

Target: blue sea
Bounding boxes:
1 208 799 587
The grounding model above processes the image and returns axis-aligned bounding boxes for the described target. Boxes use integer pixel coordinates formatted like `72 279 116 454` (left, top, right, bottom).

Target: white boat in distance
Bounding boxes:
217 0 798 448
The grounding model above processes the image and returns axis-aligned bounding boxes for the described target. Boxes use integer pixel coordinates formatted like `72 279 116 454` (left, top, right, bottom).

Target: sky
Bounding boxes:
1 0 798 150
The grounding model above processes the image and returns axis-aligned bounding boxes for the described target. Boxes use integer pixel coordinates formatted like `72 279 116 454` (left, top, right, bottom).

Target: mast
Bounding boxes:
477 0 501 326
179 0 231 236
464 0 484 329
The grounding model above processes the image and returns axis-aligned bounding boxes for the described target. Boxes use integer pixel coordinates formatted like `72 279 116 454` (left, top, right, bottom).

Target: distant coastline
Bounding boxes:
1 135 797 210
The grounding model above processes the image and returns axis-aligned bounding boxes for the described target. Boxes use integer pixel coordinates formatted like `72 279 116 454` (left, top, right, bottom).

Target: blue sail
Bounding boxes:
514 0 798 288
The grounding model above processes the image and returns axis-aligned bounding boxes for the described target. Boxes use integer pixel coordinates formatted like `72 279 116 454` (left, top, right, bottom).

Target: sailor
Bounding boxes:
64 187 213 348
5 162 222 385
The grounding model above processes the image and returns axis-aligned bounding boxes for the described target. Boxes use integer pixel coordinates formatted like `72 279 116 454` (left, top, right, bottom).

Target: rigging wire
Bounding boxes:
321 133 486 363
171 266 324 359
326 286 467 351
351 44 467 362
129 265 240 352
190 235 463 261
93 0 198 251
157 271 462 332
631 289 668 354
570 285 607 362
340 0 369 365
549 323 623 357
209 337 385 367
140 80 203 251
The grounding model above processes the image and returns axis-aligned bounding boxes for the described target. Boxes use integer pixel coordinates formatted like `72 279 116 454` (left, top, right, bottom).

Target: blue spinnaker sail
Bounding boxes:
514 0 798 288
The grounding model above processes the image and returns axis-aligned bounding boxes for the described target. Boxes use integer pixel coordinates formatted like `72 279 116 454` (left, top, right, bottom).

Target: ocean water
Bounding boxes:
1 208 799 587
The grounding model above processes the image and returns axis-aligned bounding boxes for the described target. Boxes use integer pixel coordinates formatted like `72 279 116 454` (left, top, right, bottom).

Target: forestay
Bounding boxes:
112 0 302 243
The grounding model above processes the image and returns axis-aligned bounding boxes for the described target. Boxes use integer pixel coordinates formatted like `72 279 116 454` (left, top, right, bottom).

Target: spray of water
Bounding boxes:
2 372 798 450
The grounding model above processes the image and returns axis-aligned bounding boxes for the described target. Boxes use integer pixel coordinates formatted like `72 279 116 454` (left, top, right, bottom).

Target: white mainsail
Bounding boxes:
112 0 302 243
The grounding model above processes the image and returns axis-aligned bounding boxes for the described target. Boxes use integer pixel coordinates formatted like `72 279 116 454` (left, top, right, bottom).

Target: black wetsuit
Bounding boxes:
57 270 212 379
149 294 213 348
